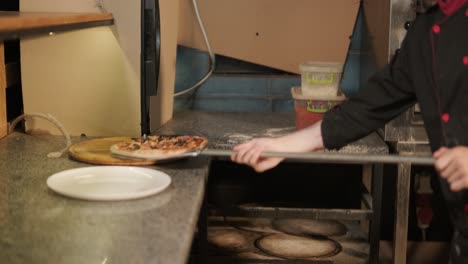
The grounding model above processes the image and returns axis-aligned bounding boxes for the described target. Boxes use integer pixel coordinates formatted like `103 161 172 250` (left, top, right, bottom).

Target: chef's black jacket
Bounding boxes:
321 3 468 262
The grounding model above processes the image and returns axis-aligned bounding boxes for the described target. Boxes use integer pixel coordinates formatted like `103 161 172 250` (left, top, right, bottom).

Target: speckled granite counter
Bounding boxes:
0 133 209 264
0 111 388 264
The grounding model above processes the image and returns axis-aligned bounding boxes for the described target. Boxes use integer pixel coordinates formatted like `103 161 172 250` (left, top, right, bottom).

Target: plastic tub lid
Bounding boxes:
299 62 343 73
291 87 346 101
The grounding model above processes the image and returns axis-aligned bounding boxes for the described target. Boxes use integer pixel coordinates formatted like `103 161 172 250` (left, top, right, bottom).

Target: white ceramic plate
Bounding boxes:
47 166 171 201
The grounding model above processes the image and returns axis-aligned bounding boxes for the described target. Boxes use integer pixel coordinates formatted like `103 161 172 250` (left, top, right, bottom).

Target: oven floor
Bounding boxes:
193 217 369 264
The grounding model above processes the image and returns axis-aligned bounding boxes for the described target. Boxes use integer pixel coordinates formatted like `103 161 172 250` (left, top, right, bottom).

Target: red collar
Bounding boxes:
438 0 468 16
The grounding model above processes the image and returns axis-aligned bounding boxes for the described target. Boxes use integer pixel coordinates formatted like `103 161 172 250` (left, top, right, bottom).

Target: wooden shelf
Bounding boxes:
0 11 114 40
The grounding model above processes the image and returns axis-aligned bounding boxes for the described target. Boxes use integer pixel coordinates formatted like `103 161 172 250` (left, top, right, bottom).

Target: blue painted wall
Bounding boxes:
341 3 363 97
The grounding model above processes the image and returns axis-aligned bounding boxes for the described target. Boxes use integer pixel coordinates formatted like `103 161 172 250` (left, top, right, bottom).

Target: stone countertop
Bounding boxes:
158 111 389 154
0 132 209 264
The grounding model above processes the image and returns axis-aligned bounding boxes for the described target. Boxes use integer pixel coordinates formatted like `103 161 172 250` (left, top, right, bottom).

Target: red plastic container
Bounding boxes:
291 87 346 129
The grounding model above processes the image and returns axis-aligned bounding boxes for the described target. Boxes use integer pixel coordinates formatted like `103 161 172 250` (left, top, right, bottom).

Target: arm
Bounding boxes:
322 43 417 149
232 20 419 172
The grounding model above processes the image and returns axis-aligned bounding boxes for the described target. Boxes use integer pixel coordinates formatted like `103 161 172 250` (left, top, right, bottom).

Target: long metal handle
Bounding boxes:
201 148 434 166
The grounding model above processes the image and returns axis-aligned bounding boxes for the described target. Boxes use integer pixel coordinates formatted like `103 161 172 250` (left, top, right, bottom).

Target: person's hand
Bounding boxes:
231 137 284 173
434 146 468 192
231 121 325 172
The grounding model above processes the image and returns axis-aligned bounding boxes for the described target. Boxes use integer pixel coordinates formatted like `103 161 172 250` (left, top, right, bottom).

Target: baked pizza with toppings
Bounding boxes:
110 135 208 160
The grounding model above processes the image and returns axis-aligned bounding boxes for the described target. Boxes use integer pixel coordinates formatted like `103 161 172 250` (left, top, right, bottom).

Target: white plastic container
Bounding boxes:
300 62 343 97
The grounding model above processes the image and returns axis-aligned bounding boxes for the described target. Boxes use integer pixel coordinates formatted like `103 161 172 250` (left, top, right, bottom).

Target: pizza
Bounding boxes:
110 135 208 160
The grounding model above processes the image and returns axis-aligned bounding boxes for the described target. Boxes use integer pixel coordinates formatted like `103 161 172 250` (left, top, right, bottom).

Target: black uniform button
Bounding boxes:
442 113 450 123
432 24 441 34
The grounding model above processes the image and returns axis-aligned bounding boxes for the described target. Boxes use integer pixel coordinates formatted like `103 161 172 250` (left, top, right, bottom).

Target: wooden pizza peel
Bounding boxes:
68 137 157 166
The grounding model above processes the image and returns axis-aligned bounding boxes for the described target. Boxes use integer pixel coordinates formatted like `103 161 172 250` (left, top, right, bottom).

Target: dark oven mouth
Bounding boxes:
205 160 369 262
207 160 364 209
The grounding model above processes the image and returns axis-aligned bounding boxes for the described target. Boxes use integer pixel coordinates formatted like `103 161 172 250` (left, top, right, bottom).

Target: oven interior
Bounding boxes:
190 160 369 263
188 160 452 264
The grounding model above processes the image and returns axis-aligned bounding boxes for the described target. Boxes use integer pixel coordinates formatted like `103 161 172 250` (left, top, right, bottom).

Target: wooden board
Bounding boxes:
68 137 156 166
0 11 113 40
178 0 359 74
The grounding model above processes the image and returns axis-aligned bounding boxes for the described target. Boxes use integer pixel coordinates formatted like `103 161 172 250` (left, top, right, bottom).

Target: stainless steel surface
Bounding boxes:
396 141 432 154
113 150 201 162
210 205 373 221
394 163 412 264
202 148 434 166
362 5 430 264
361 0 429 143
385 0 428 142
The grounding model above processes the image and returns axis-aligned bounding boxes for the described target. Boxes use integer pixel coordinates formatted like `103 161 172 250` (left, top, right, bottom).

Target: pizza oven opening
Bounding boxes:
207 160 363 209
193 159 371 263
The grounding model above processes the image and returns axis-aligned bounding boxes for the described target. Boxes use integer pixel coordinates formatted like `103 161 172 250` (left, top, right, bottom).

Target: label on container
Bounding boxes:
305 72 335 85
306 100 337 113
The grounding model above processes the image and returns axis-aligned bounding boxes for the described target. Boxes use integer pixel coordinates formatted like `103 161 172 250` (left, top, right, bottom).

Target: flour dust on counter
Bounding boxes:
221 127 296 149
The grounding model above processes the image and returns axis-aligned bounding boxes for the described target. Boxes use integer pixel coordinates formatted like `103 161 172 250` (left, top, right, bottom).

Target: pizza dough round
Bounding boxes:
236 251 281 260
225 217 280 234
110 135 208 160
110 142 187 159
208 227 260 253
255 233 341 259
272 218 347 237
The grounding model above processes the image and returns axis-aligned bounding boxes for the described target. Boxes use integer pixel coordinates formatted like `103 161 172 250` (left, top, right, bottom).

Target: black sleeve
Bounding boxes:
321 28 417 149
